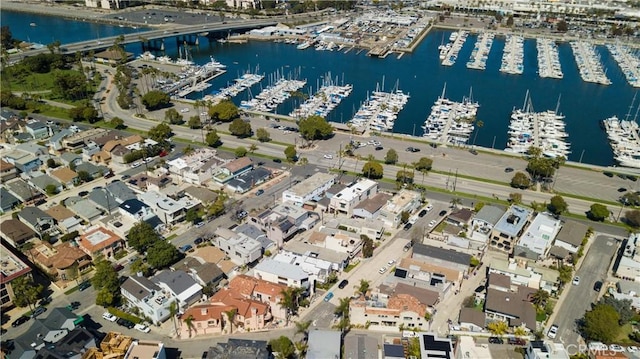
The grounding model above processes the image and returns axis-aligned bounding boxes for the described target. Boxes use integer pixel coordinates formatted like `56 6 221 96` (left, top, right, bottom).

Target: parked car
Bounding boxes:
338 280 349 289
403 223 412 231
547 324 558 339
201 351 208 359
11 316 30 327
117 318 135 329
488 337 503 344
272 158 282 163
78 281 91 291
378 267 387 274
66 302 81 311
323 154 333 159
609 344 625 352
195 221 205 228
324 292 334 302
31 307 47 318
405 147 420 152
505 167 514 173
102 312 118 322
135 324 151 333
403 242 412 252
113 264 124 272
194 237 204 245
593 281 603 292
428 220 436 227
439 210 447 216
418 209 427 217
508 338 526 346
255 189 265 196
572 276 580 285
179 244 193 253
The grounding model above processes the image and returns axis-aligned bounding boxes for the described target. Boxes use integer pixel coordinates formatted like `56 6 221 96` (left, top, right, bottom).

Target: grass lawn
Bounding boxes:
165 234 178 241
613 323 636 344
345 262 359 273
64 285 79 295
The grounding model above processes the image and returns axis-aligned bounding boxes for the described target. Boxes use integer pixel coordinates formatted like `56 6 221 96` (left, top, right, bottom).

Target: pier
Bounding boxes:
570 41 611 85
466 32 495 70
500 35 524 75
607 44 640 88
536 38 563 79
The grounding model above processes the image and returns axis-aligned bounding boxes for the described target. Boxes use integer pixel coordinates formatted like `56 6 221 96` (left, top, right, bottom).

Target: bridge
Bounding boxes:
9 18 280 60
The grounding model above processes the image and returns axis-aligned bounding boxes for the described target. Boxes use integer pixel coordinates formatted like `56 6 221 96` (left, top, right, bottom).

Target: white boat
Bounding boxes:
297 41 312 50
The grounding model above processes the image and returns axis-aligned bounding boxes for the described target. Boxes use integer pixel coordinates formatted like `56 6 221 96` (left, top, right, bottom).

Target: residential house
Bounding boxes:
345 334 378 359
328 179 378 216
167 148 225 185
324 217 385 240
3 150 41 173
123 339 167 359
412 243 471 273
250 204 320 248
419 333 455 359
490 205 533 252
0 218 37 247
116 198 165 233
29 174 63 195
32 327 98 359
50 167 79 188
552 220 589 255
68 198 103 223
396 257 464 283
445 208 474 228
146 175 175 193
0 243 32 308
106 180 138 203
60 152 83 167
308 230 363 259
470 205 506 242
152 270 203 308
11 307 83 355
214 157 253 183
225 0 260 9
82 332 132 359
282 172 337 206
307 330 341 359
274 244 345 285
458 308 487 332
184 186 218 205
24 120 50 139
5 179 42 204
484 285 537 331
213 227 262 265
378 189 422 228
613 280 640 310
524 341 570 359
172 257 225 288
253 259 311 294
82 141 101 159
120 275 177 325
179 303 235 337
16 142 49 157
0 187 20 212
205 339 269 359
225 274 288 321
75 162 109 179
454 336 493 358
353 192 392 219
489 256 560 294
18 206 57 237
193 246 237 282
88 187 120 215
514 213 561 260
383 344 406 359
28 242 91 281
0 159 18 182
139 190 197 225
488 272 512 292
62 128 110 150
78 226 125 260
226 167 271 193
47 129 72 152
615 233 640 281
235 223 274 252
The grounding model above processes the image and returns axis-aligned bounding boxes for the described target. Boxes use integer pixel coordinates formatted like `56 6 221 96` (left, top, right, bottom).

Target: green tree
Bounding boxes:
362 161 383 179
581 303 620 342
208 99 239 122
385 149 398 164
487 321 508 335
207 194 227 218
396 170 414 184
294 320 312 340
400 211 411 224
357 279 370 297
130 258 151 277
599 296 635 325
279 287 304 326
225 308 237 334
111 117 126 129
557 265 573 285
284 145 297 162
557 19 568 32
548 195 568 215
626 210 640 227
185 208 201 224
269 336 295 359
531 289 550 309
1 26 14 49
92 260 120 307
298 115 333 140
234 146 248 158
256 127 271 142
588 203 609 221
46 158 58 168
127 221 161 253
205 129 221 147
249 144 258 153
141 90 170 110
146 240 181 269
509 193 523 204
335 297 350 317
228 118 252 137
77 170 92 183
450 197 462 209
414 157 433 172
184 315 195 338
362 235 374 258
45 184 59 196
510 172 531 189
11 276 43 310
148 122 172 142
60 231 79 242
165 108 184 125
188 115 201 129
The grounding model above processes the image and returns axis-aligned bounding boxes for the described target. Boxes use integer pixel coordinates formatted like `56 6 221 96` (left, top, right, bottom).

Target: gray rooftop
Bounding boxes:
19 206 52 226
345 335 378 359
286 172 336 197
555 220 589 247
121 275 160 301
88 188 120 212
30 174 61 191
5 179 38 201
254 259 308 281
307 330 341 359
68 199 102 219
106 181 137 202
618 279 640 295
0 187 20 211
412 243 471 266
474 205 506 226
153 269 199 295
184 185 218 204
494 205 532 237
60 152 82 164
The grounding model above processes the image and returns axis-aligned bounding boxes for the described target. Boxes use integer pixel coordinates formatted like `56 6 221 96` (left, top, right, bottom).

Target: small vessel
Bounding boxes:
30 22 37 27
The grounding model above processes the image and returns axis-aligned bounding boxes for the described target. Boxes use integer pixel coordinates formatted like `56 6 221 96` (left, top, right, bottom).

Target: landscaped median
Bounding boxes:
108 307 144 324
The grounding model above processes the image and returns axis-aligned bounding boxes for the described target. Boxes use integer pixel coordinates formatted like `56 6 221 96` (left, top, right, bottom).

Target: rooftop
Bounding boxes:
412 243 471 267
383 189 420 213
124 340 165 359
254 259 309 281
333 179 377 202
307 330 341 359
284 172 336 197
494 205 532 237
78 227 123 253
474 205 507 226
555 220 589 247
0 242 32 284
516 213 561 256
223 156 253 173
0 218 37 244
354 192 392 214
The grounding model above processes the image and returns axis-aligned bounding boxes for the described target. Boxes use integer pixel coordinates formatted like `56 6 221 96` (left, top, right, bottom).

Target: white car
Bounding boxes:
131 162 141 168
426 204 433 211
180 108 190 113
627 346 639 352
572 276 580 286
102 312 117 322
324 154 333 159
143 157 153 163
428 220 436 227
609 344 625 352
378 267 387 274
135 324 151 333
388 259 395 266
547 324 558 339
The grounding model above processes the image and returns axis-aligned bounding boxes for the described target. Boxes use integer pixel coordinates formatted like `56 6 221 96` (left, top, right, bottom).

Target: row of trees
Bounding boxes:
127 222 181 270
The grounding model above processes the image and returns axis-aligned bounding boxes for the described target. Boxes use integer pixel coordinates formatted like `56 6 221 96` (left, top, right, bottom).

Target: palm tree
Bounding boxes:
514 326 527 337
279 287 301 326
169 301 179 337
294 320 311 340
531 289 550 309
294 341 308 358
450 197 462 209
249 144 258 153
487 320 508 335
184 315 195 338
334 297 350 318
472 119 484 145
356 279 370 298
225 308 237 334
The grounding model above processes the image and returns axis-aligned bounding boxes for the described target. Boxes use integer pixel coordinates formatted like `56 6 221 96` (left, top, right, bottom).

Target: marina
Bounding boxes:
506 92 570 158
602 94 640 169
606 44 640 88
466 32 495 71
536 38 564 79
289 73 353 119
348 81 410 132
203 71 264 104
148 56 227 98
440 30 468 66
500 35 524 75
422 85 479 145
569 41 611 85
239 74 307 112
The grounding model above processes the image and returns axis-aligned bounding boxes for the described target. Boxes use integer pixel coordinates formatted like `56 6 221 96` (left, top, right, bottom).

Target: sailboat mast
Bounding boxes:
626 92 637 122
555 94 562 115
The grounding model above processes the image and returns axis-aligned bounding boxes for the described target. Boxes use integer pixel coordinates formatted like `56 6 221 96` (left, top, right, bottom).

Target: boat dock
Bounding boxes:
603 116 640 168
422 85 479 145
204 72 264 103
569 41 611 85
500 35 524 75
606 44 640 88
289 73 352 119
348 82 409 132
240 77 307 113
440 30 468 67
536 38 563 79
466 32 494 70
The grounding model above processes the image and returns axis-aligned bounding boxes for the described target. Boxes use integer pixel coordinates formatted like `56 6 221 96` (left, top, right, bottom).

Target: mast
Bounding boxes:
522 90 529 112
625 92 637 122
554 93 561 115
441 82 447 99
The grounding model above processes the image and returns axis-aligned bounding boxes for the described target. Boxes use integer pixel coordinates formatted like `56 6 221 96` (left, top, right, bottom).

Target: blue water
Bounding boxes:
1 10 147 45
4 10 637 166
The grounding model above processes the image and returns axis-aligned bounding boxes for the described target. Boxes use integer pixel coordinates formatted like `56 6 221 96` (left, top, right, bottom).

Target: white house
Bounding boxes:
328 179 378 216
139 190 198 225
152 270 203 308
378 189 422 228
121 275 177 325
282 172 336 206
513 213 561 260
253 259 312 294
213 227 262 265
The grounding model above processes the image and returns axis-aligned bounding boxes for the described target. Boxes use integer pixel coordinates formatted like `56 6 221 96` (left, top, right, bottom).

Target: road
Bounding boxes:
550 235 620 347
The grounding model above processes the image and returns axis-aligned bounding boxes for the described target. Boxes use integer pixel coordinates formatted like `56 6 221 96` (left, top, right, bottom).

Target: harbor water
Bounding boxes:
4 10 637 166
